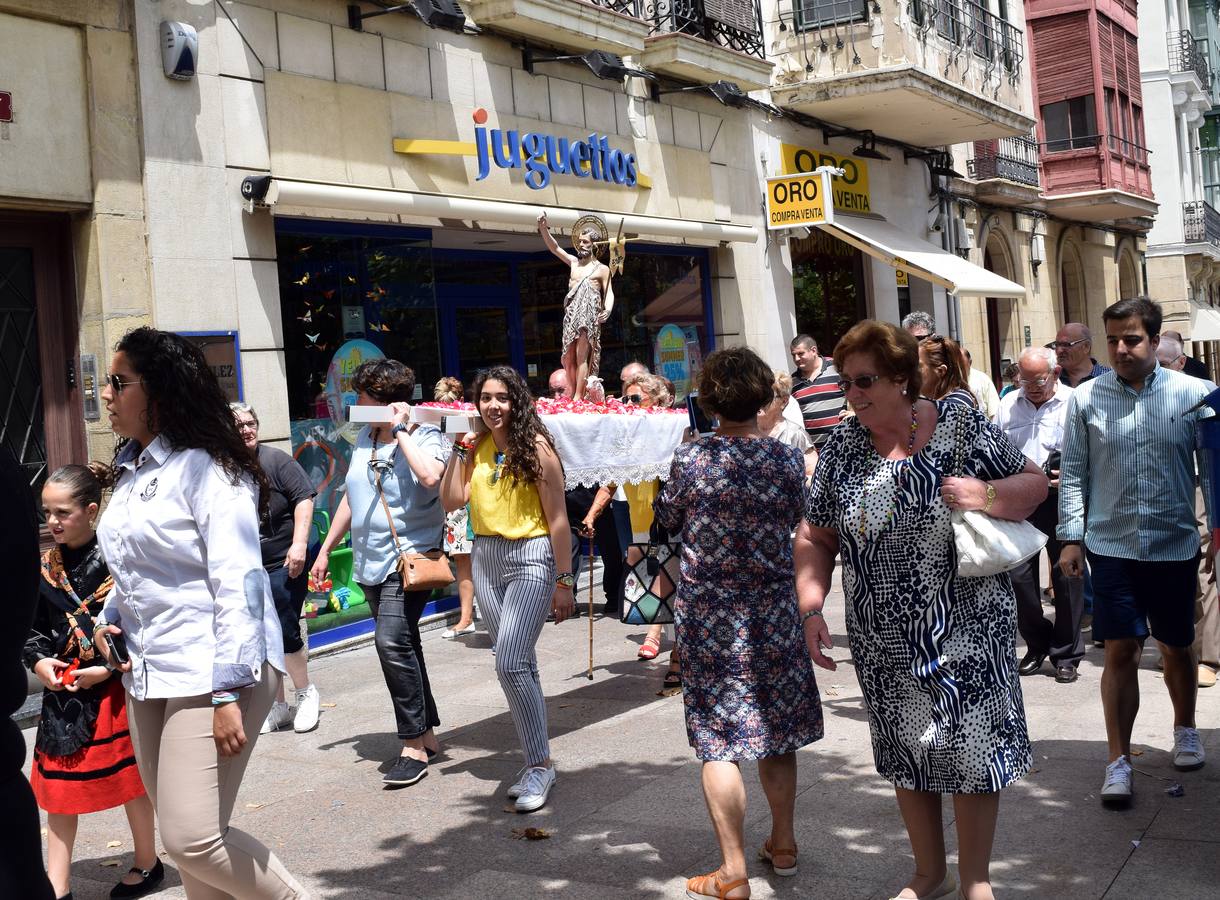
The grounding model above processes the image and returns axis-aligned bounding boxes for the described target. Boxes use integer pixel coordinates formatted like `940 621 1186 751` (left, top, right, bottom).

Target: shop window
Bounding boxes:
1042 95 1098 151
790 230 867 354
517 248 710 399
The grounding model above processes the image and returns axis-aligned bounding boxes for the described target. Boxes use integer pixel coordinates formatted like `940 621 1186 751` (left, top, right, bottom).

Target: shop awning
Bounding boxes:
244 177 759 244
1191 304 1220 341
817 215 1026 298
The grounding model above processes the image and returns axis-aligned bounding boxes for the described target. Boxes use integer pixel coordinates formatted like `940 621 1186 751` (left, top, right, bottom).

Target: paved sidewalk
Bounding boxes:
24 576 1219 899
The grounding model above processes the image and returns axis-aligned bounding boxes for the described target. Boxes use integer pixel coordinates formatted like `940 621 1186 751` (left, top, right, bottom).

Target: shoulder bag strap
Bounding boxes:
375 462 405 557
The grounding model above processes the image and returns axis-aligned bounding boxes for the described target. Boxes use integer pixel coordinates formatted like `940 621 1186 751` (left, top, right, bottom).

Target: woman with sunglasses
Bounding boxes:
310 359 447 789
92 327 305 899
441 366 575 814
795 320 1046 900
918 333 977 409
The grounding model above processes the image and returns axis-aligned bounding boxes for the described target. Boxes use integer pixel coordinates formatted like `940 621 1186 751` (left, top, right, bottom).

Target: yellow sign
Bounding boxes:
896 269 909 287
765 172 832 230
780 143 872 214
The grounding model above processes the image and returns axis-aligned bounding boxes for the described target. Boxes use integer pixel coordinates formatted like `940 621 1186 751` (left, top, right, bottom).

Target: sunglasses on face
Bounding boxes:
106 373 142 393
624 393 644 404
1045 338 1088 351
837 374 885 391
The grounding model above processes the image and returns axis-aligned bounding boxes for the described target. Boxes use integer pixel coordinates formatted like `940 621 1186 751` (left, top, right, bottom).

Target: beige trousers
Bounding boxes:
127 668 307 899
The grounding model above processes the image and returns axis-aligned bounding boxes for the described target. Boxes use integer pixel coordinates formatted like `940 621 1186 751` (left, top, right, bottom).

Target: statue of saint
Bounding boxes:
538 213 614 401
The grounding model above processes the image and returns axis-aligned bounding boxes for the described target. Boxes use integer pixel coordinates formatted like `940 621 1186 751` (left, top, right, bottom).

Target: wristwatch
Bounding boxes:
982 482 997 513
555 573 576 589
391 423 410 438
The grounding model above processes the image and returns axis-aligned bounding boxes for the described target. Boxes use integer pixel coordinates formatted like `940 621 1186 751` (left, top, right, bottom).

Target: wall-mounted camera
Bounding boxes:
161 21 199 81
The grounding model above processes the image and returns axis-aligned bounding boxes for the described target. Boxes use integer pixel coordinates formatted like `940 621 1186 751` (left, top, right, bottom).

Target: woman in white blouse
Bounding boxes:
95 328 307 899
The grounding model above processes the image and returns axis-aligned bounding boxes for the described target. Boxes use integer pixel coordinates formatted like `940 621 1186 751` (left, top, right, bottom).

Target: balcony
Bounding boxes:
463 0 650 56
768 0 1034 146
963 135 1040 206
1039 134 1158 223
1167 30 1212 123
1184 200 1220 248
641 0 774 90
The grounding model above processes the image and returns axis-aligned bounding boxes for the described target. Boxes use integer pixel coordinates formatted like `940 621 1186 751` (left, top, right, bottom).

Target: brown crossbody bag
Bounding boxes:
373 433 453 591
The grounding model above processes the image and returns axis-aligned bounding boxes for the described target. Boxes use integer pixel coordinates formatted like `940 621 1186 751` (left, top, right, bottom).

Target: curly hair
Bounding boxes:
472 366 556 485
107 327 268 509
624 373 671 408
352 359 415 403
696 347 774 422
833 320 923 399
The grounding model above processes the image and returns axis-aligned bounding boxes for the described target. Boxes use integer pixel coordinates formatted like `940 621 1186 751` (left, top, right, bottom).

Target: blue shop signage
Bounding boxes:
473 109 638 190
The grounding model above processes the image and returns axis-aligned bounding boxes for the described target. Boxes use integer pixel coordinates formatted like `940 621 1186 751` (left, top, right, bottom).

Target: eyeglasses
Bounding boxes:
1045 338 1088 351
105 373 142 393
837 374 884 391
623 393 644 404
235 420 259 432
912 333 932 343
1017 375 1052 388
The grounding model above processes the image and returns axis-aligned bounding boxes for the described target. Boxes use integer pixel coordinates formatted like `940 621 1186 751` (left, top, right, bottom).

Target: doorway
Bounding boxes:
437 282 524 392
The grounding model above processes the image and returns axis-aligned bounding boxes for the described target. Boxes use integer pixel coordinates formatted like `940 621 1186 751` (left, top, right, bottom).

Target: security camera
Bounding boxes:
161 21 199 81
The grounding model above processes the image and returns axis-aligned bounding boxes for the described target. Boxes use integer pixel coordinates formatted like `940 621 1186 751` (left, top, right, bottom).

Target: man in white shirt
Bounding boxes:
964 348 1001 418
995 346 1084 683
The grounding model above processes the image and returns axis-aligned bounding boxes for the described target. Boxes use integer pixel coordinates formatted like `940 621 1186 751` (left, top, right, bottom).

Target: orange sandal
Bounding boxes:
685 871 750 899
758 838 798 876
638 635 661 660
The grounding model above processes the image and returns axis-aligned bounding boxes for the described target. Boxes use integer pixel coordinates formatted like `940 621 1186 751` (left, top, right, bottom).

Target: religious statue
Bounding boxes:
538 212 618 401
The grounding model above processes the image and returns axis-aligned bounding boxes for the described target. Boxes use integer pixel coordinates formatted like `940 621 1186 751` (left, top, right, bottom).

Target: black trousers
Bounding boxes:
1009 491 1085 667
565 487 625 615
363 576 440 739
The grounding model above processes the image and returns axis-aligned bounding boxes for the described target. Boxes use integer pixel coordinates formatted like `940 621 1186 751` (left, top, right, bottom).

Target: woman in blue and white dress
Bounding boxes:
795 320 1047 900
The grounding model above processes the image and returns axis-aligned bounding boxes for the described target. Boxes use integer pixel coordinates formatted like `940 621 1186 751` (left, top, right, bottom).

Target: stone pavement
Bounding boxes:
24 575 1219 900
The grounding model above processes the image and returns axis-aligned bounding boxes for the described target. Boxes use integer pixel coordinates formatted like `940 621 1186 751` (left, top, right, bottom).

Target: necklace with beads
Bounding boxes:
857 404 920 540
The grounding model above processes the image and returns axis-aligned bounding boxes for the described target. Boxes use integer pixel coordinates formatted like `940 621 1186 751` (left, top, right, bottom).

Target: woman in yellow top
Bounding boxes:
581 373 681 690
440 366 575 814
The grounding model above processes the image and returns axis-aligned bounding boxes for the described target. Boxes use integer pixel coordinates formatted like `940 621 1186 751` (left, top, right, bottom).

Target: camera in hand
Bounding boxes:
104 631 129 666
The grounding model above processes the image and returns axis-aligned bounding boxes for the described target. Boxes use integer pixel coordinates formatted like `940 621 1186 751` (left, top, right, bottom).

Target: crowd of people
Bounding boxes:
8 295 1216 900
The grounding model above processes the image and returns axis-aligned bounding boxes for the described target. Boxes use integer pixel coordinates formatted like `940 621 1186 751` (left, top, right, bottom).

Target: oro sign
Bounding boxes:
765 167 837 231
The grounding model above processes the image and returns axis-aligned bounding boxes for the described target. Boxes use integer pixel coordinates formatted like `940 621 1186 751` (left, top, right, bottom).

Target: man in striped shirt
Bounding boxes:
789 334 846 449
1059 297 1214 808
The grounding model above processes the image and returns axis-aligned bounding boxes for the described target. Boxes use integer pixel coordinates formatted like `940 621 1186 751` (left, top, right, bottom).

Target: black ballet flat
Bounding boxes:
110 858 165 899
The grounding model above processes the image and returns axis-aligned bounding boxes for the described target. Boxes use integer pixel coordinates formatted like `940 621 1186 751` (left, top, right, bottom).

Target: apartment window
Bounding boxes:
793 0 868 29
1042 95 1098 151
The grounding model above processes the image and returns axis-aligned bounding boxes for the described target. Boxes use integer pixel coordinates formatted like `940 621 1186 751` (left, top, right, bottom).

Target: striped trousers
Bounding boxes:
472 535 556 767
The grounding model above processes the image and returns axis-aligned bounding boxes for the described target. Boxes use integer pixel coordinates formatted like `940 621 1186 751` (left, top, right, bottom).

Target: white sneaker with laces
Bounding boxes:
514 765 556 813
1173 726 1205 771
293 684 321 733
1100 755 1133 806
506 767 530 799
260 700 292 735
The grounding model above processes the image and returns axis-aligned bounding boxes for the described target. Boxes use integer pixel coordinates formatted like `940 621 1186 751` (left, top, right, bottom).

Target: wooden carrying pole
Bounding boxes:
587 538 595 680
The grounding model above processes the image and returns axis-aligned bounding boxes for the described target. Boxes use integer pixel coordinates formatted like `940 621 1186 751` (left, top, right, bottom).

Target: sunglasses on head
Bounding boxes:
106 373 142 393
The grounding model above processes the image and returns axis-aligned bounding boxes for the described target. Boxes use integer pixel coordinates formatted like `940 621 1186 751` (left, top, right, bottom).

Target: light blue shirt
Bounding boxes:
1057 362 1213 561
345 425 448 585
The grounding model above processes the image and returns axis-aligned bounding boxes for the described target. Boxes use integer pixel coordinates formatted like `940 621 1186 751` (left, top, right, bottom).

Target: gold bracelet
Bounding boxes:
983 482 997 513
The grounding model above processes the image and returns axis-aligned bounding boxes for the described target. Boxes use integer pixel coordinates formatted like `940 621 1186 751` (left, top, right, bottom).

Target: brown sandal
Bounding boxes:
685 871 750 899
758 838 798 876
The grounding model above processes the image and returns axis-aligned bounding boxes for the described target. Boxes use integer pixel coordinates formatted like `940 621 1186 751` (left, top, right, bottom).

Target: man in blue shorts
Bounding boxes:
1059 297 1215 807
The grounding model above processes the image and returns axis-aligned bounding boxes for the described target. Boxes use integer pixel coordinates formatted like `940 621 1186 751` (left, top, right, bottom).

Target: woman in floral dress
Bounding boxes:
654 347 823 900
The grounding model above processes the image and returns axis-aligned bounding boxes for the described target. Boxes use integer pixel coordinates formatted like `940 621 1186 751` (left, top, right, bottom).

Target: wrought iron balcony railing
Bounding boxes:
1168 30 1211 88
647 0 766 60
910 0 1024 75
1184 200 1220 246
967 135 1040 185
588 0 644 13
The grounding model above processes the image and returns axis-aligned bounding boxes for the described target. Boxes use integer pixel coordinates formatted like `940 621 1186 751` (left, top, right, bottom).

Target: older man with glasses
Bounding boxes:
1049 323 1110 387
994 348 1085 683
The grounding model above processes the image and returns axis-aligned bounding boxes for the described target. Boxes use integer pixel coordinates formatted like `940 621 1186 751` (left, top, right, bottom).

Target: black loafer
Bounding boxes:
383 755 428 788
110 858 164 899
1018 652 1047 676
1055 665 1079 684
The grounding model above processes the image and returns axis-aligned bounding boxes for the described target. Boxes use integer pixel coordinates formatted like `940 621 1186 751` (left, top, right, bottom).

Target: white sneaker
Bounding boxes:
1101 755 1133 806
506 766 530 799
1173 726 1205 771
514 765 556 813
293 684 321 733
260 701 292 734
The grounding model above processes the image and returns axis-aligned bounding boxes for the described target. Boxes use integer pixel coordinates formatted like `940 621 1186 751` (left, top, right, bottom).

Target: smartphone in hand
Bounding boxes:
104 631 130 667
686 392 717 437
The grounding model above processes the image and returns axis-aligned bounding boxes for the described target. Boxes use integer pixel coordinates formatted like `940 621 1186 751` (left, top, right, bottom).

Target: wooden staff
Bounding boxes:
587 535 595 680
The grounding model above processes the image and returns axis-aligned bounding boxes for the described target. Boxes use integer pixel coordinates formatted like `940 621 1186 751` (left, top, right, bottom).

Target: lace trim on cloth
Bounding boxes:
563 461 675 490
